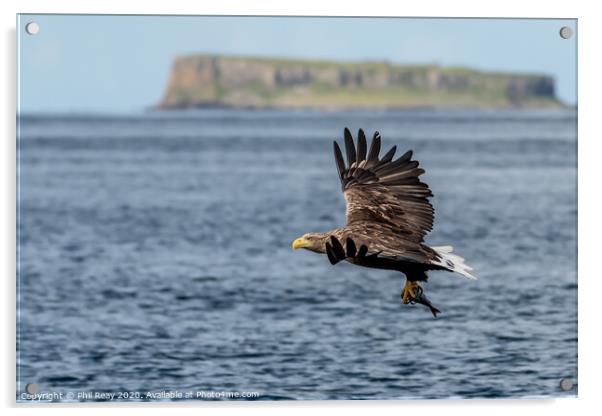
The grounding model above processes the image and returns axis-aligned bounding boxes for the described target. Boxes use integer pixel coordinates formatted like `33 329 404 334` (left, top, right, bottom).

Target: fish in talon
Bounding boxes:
407 286 442 318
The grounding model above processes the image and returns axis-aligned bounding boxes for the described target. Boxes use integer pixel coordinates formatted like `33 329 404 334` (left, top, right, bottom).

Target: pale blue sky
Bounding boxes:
17 15 577 114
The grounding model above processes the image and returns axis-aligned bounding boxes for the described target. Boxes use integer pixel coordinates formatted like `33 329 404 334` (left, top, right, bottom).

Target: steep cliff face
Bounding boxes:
157 55 560 109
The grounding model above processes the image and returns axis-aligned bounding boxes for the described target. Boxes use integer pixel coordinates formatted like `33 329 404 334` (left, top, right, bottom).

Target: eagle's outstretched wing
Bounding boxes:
333 128 434 244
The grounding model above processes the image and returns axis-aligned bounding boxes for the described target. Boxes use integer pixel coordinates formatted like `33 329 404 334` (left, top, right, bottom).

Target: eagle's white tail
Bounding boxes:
431 245 476 280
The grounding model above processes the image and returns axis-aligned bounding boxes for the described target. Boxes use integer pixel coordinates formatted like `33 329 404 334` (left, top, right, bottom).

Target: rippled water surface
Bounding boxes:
17 109 577 401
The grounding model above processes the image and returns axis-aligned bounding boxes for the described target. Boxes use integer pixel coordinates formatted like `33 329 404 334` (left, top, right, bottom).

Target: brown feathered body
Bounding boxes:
316 226 443 281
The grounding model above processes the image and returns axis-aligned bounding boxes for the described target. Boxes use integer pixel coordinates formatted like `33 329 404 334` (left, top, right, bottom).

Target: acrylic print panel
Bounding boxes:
16 15 577 402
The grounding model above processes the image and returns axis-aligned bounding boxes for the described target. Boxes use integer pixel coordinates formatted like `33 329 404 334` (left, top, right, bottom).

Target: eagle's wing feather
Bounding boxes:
334 128 435 245
338 225 435 264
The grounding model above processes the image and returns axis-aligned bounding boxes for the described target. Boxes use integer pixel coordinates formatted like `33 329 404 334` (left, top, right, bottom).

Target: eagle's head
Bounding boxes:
292 232 327 253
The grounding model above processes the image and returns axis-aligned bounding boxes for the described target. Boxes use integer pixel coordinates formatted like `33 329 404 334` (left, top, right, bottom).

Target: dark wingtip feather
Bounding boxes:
380 145 397 164
366 133 381 165
343 128 356 167
330 235 346 260
357 129 367 162
345 237 357 258
399 149 413 163
325 242 339 265
333 141 345 180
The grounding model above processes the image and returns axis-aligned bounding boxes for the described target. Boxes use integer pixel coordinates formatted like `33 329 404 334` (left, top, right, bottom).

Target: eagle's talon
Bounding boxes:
401 280 421 304
414 286 424 297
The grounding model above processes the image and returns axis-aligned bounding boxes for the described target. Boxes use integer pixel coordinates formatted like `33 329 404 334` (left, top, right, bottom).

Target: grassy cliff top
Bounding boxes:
158 54 562 110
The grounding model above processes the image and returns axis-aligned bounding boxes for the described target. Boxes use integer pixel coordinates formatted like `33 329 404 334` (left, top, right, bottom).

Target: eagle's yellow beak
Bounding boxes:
292 237 307 250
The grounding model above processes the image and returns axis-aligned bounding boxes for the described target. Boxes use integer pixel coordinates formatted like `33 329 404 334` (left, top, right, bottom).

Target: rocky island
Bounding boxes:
156 55 561 110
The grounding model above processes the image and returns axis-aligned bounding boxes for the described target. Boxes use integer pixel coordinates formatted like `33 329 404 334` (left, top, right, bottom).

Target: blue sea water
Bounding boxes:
17 108 577 401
